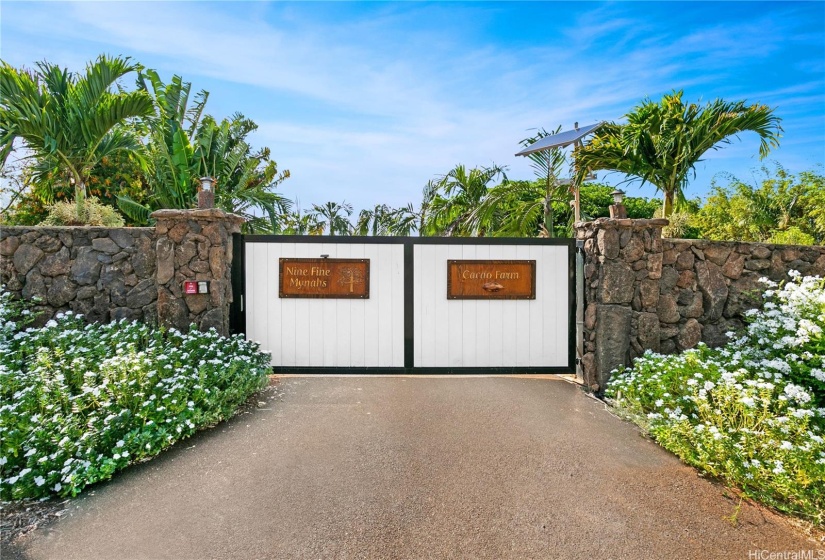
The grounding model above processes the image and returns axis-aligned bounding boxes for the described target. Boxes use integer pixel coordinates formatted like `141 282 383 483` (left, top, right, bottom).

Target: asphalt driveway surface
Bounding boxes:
6 376 820 559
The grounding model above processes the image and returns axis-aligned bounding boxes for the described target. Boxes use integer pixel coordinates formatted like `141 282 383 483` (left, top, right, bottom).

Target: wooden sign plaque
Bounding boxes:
447 260 536 300
279 258 370 298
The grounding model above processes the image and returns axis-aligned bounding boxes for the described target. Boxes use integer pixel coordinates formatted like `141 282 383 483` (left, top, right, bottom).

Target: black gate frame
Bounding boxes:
231 235 576 375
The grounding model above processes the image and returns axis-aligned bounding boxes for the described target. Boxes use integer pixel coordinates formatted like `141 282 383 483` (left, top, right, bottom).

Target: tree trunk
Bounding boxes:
663 190 674 218
75 179 87 221
544 173 555 238
544 199 554 238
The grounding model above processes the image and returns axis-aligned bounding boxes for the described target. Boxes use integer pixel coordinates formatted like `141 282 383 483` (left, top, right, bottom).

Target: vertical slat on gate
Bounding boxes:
376 244 388 366
461 245 477 367
474 244 490 367
267 243 282 363
496 245 516 367
335 244 351 367
279 243 298 366
528 245 544 366
515 244 531 367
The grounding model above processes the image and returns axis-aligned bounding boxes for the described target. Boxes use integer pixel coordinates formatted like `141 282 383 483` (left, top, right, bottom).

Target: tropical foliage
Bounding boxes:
116 71 292 232
419 174 659 238
607 272 825 525
467 128 568 238
279 206 324 235
312 201 354 236
1 58 292 232
41 197 124 227
116 70 205 222
2 151 149 226
2 56 815 244
420 164 507 236
691 166 825 245
353 204 419 236
0 55 153 223
574 90 783 217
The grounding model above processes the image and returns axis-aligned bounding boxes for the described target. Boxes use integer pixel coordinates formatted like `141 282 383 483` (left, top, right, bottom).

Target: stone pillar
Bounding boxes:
151 209 244 336
574 218 668 390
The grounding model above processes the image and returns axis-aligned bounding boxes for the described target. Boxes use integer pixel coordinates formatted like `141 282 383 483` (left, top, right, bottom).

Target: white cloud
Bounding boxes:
1 1 822 212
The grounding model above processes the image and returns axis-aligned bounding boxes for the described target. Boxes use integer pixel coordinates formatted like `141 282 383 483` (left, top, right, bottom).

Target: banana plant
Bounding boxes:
117 70 291 232
117 70 206 223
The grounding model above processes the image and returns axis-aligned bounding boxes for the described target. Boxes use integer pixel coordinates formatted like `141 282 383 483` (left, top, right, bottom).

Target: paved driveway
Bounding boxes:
8 376 819 559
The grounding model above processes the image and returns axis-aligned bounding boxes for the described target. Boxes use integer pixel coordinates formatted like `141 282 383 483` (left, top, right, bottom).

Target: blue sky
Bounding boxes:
2 1 824 212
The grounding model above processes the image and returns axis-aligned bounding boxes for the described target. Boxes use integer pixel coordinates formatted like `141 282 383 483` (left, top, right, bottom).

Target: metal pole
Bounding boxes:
572 141 582 223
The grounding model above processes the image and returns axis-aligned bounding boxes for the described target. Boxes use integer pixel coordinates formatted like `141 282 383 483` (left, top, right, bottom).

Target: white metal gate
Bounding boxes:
232 236 574 374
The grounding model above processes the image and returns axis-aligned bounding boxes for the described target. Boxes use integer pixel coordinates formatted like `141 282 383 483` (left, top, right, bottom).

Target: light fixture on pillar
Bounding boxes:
198 176 215 209
609 189 627 219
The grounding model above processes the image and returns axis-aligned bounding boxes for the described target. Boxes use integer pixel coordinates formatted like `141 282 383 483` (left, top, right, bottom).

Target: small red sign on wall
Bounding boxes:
184 281 210 294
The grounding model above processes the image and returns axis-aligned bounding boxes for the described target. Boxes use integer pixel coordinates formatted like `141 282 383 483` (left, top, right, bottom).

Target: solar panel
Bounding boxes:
515 122 605 156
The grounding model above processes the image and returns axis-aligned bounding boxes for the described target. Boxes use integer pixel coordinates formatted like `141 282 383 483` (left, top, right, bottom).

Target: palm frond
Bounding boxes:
116 195 152 225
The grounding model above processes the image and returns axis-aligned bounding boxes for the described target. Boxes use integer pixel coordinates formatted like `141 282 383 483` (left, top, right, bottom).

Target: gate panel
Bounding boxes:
237 236 574 373
413 243 570 368
244 240 405 368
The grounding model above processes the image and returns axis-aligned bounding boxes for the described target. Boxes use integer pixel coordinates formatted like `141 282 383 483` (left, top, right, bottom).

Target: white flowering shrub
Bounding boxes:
0 292 270 500
738 271 825 405
607 273 825 526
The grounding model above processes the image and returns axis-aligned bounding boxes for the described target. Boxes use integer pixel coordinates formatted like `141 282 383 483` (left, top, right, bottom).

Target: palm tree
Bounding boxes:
354 204 393 236
521 127 568 236
281 205 324 235
194 114 292 233
118 71 292 232
471 179 548 237
387 203 419 236
312 201 353 235
418 179 440 235
574 90 782 217
472 127 568 237
354 203 419 236
0 56 154 216
422 164 507 236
